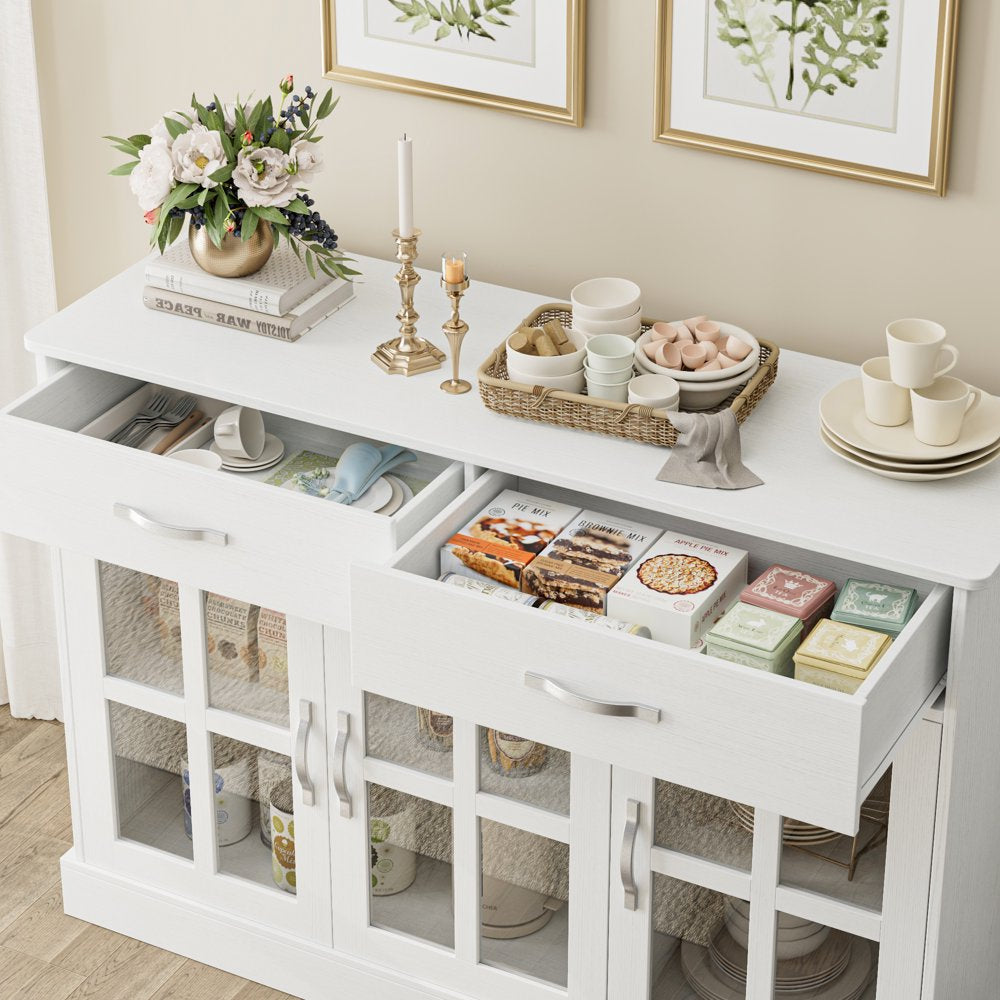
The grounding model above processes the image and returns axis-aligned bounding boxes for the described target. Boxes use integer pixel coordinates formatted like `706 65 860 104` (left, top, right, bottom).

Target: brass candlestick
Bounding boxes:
440 275 471 394
371 229 445 376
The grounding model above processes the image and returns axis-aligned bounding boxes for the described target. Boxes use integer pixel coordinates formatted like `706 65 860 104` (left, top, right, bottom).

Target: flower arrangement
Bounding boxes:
107 76 357 280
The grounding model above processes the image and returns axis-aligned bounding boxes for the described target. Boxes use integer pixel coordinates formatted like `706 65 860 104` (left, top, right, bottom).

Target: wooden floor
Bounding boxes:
0 706 295 1000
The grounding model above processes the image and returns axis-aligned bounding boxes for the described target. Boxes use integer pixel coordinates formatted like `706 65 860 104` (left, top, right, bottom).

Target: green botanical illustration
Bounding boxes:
716 0 890 111
385 0 518 42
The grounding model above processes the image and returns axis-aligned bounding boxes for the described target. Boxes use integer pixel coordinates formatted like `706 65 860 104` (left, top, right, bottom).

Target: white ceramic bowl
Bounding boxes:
584 362 633 386
587 334 637 373
505 365 586 393
169 449 223 470
571 277 642 322
573 308 642 339
676 370 754 410
628 374 680 410
586 378 629 403
634 322 760 382
505 327 587 377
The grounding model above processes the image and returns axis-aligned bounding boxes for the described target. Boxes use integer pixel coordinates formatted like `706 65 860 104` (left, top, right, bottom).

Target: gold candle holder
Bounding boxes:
440 255 471 394
372 229 445 376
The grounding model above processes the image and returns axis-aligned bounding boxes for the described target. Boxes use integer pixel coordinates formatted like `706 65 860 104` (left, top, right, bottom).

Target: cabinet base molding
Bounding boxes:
60 854 467 1000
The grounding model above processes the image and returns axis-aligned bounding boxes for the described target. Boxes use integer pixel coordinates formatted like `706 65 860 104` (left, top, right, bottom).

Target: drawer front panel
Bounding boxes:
350 474 950 833
0 366 464 626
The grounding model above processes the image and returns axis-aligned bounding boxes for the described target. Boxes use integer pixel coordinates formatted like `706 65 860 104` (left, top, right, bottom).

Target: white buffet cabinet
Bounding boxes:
1 253 997 1000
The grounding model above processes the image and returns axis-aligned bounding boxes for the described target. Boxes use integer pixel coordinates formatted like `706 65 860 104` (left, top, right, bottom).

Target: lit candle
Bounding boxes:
443 253 466 284
397 134 414 238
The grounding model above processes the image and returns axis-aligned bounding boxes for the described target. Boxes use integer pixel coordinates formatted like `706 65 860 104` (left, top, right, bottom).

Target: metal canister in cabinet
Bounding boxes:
486 729 548 778
440 572 541 606
269 777 296 895
537 600 651 638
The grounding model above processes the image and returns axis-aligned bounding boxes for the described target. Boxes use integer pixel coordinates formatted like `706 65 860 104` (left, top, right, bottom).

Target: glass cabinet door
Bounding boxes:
65 555 330 945
337 688 610 1000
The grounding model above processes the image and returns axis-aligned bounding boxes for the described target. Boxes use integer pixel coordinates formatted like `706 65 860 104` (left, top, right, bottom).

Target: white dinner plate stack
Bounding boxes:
819 379 1000 482
729 802 840 847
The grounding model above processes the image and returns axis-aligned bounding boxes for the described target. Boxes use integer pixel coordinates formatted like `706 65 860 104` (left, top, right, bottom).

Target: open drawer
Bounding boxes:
0 364 464 626
350 471 951 834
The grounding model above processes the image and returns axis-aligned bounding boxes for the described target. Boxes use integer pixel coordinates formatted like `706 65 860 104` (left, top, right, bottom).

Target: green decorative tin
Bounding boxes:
831 579 919 637
705 602 803 675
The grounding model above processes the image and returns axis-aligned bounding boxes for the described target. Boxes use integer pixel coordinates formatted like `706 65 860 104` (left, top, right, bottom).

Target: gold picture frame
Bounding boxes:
655 0 960 195
323 0 586 127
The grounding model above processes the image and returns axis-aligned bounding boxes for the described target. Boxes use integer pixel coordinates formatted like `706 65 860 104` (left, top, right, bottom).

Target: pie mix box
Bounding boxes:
607 532 749 648
440 490 581 589
257 608 289 695
521 510 661 613
205 593 260 684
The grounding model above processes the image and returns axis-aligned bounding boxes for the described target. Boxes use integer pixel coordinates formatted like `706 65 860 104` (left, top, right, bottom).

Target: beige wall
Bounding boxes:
32 1 999 391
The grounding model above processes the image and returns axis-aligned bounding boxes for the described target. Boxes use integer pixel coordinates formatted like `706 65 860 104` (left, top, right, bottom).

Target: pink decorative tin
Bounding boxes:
740 565 836 636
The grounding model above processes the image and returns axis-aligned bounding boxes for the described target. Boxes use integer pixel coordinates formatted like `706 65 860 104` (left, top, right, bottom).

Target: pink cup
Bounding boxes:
694 321 721 343
681 343 708 369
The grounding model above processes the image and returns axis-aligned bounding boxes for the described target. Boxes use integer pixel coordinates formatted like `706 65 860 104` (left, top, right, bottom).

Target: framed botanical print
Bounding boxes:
323 0 586 126
655 0 960 194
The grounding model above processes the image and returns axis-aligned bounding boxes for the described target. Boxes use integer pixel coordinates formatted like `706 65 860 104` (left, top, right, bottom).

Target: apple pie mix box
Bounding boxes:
439 490 581 589
521 510 662 613
607 532 749 648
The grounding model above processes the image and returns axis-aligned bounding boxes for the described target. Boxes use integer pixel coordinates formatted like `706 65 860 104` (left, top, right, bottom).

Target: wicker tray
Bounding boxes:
477 304 780 447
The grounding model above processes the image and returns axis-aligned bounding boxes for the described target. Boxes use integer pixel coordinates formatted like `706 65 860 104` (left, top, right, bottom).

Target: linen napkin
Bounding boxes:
656 409 763 489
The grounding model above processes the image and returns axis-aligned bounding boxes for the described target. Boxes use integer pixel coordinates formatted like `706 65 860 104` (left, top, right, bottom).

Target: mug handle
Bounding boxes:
934 344 959 379
215 412 237 436
965 388 982 416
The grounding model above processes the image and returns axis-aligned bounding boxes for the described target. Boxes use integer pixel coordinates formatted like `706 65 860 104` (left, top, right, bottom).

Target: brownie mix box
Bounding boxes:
521 511 661 613
607 532 749 648
440 490 581 589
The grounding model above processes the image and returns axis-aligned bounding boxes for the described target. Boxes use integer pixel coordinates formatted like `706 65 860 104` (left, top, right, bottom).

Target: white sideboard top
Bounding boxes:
23 253 1000 590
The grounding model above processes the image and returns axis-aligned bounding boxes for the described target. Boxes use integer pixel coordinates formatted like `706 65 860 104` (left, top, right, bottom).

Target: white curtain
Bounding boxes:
0 0 62 719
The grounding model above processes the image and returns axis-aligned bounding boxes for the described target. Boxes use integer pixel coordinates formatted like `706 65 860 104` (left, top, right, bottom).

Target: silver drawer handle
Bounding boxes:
295 700 315 806
524 672 661 725
333 711 352 818
621 799 640 911
113 503 227 547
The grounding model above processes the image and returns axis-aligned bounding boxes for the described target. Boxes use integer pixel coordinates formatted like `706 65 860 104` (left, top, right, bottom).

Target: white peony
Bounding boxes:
129 140 174 212
149 110 189 148
289 140 323 190
171 127 227 189
232 146 296 208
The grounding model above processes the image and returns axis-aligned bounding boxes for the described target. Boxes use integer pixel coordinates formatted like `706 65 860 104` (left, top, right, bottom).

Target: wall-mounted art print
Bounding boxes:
655 0 960 194
323 0 586 126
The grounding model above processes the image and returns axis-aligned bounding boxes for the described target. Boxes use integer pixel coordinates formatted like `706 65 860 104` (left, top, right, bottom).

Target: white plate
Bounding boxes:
350 476 394 512
821 428 1000 482
822 424 1000 470
221 452 286 474
212 433 285 468
382 474 414 515
819 379 1000 461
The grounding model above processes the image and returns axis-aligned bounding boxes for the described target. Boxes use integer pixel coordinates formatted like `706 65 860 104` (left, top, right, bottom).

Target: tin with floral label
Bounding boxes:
705 602 803 676
740 565 836 635
793 619 892 693
831 579 919 637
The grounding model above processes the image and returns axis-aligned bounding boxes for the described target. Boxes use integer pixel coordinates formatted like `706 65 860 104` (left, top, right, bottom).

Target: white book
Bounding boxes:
145 239 334 316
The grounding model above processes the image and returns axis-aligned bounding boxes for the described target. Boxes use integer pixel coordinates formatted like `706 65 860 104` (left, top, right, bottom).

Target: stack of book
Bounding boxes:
143 240 354 343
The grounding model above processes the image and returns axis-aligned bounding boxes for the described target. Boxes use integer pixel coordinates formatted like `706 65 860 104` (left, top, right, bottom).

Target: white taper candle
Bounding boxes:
397 134 414 238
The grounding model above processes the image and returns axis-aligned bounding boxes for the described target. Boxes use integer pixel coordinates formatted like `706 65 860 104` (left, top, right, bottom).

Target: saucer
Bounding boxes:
377 475 413 516
211 433 285 468
349 476 394 512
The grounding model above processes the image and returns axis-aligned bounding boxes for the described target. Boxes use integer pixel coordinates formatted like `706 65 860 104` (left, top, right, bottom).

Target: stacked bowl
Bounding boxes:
635 319 761 410
585 334 636 402
505 327 588 394
571 278 643 341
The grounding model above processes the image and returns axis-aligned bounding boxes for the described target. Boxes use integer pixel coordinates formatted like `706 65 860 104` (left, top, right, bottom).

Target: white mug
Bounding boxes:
910 376 981 447
861 357 910 427
214 405 265 461
886 319 959 389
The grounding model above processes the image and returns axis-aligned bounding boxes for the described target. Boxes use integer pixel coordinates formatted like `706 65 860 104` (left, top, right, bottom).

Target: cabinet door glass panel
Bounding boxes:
479 819 568 987
772 911 878 998
478 728 570 816
109 702 190 861
100 563 183 695
205 596 288 728
365 694 453 779
779 771 890 911
209 734 294 894
650 877 747 999
368 783 454 949
655 781 752 871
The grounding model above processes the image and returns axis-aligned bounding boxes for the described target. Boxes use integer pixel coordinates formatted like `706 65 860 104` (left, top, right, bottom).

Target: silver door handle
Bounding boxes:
621 798 640 911
295 700 315 807
113 503 227 546
524 673 660 725
333 711 352 818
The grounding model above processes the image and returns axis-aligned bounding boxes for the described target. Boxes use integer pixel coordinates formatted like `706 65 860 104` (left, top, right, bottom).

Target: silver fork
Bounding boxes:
121 395 197 449
106 391 169 443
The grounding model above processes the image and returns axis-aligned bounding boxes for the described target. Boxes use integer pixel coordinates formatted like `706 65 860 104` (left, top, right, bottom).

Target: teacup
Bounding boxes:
214 405 266 461
910 377 981 447
861 357 910 427
886 319 959 389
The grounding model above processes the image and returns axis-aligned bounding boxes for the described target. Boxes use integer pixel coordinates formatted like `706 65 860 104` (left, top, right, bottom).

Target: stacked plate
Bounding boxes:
210 433 286 473
819 379 1000 482
279 471 413 515
729 802 840 847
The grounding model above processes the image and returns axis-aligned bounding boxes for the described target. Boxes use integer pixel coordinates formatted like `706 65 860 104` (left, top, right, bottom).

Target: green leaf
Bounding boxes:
209 163 235 184
315 88 335 120
163 115 188 140
435 22 452 38
108 161 140 176
285 197 310 214
166 212 184 246
484 14 506 25
219 129 235 162
304 249 317 280
247 99 264 135
197 188 209 206
252 206 289 224
424 0 441 17
110 143 139 158
127 133 152 149
411 14 431 32
469 0 482 15
241 208 260 241
269 128 291 153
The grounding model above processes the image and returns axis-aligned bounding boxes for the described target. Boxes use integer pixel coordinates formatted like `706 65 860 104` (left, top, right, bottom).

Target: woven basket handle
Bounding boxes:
529 386 556 409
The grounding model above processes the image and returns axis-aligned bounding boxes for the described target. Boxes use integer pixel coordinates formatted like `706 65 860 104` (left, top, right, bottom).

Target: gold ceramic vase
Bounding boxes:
188 220 274 278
